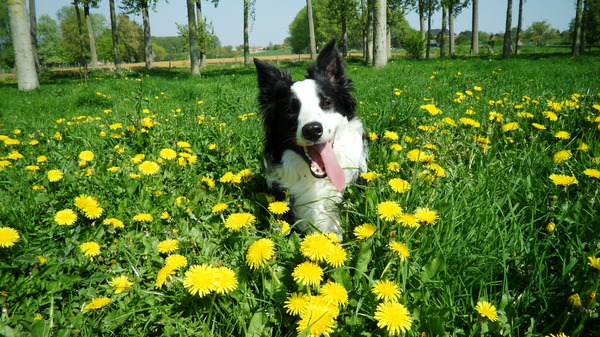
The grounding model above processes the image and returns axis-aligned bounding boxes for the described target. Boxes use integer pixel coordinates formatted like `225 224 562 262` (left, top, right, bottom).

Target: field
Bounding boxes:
0 54 599 337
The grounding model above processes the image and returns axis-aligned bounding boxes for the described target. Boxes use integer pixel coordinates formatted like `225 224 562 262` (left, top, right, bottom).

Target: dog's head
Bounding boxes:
254 39 356 186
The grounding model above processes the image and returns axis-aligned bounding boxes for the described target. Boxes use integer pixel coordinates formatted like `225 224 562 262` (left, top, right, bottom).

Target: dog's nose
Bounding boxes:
302 122 323 142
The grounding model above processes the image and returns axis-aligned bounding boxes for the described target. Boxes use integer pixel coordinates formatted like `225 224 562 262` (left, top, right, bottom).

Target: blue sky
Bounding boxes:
37 0 575 47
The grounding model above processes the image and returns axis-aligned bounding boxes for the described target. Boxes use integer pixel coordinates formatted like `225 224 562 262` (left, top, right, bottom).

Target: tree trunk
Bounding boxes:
372 0 386 67
307 0 317 60
572 0 583 56
580 0 588 54
109 0 121 71
440 4 447 57
141 0 154 69
84 1 98 69
74 0 89 79
449 3 455 56
243 0 250 67
187 0 200 76
28 0 40 73
8 0 39 90
471 0 479 55
426 0 431 59
514 0 523 54
419 0 425 57
365 0 373 65
502 0 512 59
196 0 206 67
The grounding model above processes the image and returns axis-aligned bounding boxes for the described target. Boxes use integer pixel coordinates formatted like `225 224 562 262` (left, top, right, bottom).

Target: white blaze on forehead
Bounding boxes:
291 79 322 127
291 79 342 145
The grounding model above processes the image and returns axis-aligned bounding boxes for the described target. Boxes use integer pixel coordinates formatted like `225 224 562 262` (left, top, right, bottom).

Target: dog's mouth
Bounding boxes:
302 136 346 192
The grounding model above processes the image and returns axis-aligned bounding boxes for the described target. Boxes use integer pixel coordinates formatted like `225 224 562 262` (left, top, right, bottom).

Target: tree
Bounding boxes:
471 0 478 54
83 0 100 69
582 0 600 49
8 0 39 90
73 0 89 76
524 21 559 46
514 0 523 54
288 0 339 54
186 0 200 75
243 0 253 66
572 0 583 56
108 0 121 70
56 5 107 64
121 0 158 69
440 3 447 57
37 15 61 64
307 0 317 60
28 0 40 73
325 0 357 57
502 0 512 59
372 0 386 67
0 1 15 70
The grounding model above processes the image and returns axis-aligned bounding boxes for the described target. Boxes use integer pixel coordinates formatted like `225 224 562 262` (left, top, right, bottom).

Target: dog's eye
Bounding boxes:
320 98 333 110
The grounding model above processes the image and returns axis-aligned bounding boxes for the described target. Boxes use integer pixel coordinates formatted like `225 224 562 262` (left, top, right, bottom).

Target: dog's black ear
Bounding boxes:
308 38 347 85
254 58 292 90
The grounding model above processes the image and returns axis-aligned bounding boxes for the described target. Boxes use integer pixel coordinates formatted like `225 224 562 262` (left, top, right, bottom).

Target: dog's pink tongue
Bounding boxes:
315 141 346 192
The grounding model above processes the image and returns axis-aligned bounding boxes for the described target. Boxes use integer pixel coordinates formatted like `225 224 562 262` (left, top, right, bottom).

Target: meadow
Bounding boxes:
0 53 599 337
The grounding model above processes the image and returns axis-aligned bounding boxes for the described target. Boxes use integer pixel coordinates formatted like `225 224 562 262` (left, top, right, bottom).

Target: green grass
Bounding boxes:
0 55 599 337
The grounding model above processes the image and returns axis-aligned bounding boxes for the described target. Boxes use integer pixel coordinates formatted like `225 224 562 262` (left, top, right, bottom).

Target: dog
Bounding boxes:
254 39 367 239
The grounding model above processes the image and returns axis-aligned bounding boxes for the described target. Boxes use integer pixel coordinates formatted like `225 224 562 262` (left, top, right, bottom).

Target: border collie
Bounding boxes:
254 39 367 239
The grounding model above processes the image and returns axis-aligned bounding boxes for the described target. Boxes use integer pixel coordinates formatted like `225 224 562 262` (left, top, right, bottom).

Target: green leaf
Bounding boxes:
420 256 446 283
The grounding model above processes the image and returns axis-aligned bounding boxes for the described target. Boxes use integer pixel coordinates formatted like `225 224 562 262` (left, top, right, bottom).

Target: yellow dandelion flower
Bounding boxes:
389 178 410 193
155 265 176 289
360 171 380 182
211 203 228 213
300 233 335 263
353 223 376 240
546 222 556 233
219 172 235 183
132 213 153 222
583 169 600 178
420 103 443 115
372 279 401 303
549 174 578 186
79 150 95 162
377 201 402 221
389 241 410 262
82 297 111 313
0 227 20 248
183 264 218 297
545 333 570 337
292 261 323 287
80 241 101 258
131 154 145 164
397 213 420 228
296 298 338 337
414 207 439 224
213 266 238 294
47 169 63 182
325 245 348 268
159 148 177 160
387 161 401 172
553 150 572 163
475 301 499 322
165 254 188 270
157 239 179 254
109 275 133 294
532 123 546 130
284 292 308 316
200 176 216 187
268 201 290 215
320 282 348 307
368 132 379 141
25 165 40 171
138 161 160 175
224 213 256 231
554 131 570 139
54 209 78 226
177 141 191 148
406 149 435 162
588 256 600 270
103 218 124 229
374 301 412 335
390 143 403 151
246 238 275 270
383 131 399 141
83 206 104 220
